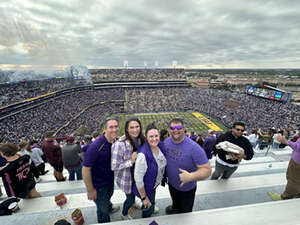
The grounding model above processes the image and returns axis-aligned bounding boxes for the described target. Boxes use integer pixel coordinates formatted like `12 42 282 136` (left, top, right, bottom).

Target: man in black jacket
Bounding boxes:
211 122 254 180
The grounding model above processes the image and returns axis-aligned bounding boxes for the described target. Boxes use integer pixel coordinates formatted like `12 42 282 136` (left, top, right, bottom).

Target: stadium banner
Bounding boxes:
26 91 57 102
192 112 223 131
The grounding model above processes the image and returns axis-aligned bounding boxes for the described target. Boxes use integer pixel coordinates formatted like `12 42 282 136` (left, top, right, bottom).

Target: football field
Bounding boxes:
110 111 227 136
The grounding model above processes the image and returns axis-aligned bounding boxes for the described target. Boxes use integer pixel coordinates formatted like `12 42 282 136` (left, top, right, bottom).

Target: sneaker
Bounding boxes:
35 177 41 183
110 205 120 213
153 206 159 214
121 213 133 220
165 205 178 215
133 199 143 209
267 192 282 201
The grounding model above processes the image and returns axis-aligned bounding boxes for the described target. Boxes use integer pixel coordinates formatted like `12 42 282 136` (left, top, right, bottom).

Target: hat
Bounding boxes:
208 129 214 134
66 136 74 143
54 219 71 225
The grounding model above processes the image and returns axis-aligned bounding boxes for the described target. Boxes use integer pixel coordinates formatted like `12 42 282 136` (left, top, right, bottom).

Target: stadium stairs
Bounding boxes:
0 145 295 225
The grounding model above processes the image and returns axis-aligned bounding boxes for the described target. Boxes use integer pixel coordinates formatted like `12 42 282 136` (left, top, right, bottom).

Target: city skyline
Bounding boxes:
1 0 300 70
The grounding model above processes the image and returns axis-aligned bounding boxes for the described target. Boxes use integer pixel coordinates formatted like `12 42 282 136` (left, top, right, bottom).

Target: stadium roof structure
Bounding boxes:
262 85 291 93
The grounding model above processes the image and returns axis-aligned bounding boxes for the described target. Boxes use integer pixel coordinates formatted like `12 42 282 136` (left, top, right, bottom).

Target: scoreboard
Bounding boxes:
246 85 292 102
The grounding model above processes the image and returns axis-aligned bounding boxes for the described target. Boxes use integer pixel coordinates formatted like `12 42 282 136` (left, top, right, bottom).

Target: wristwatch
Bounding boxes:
141 196 146 201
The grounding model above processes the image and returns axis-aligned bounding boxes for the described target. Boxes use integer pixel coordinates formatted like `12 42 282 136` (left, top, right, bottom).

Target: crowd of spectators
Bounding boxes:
181 88 300 131
91 68 185 81
0 78 81 106
1 85 300 144
1 69 186 107
1 89 124 143
124 88 184 113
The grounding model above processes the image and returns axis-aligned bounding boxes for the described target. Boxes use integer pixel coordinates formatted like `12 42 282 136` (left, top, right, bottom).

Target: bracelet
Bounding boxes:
141 196 146 201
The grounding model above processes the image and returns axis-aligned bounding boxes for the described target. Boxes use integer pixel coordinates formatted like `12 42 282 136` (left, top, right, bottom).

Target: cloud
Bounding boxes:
1 0 300 69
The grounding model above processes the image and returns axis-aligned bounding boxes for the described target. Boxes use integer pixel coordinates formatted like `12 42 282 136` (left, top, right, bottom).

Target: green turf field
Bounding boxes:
109 111 227 136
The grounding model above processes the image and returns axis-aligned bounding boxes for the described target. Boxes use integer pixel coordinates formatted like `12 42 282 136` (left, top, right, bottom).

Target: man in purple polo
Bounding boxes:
164 118 211 214
82 118 120 223
203 130 217 160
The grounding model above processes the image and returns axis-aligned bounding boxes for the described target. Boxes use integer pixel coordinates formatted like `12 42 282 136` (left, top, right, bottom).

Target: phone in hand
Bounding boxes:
141 203 149 211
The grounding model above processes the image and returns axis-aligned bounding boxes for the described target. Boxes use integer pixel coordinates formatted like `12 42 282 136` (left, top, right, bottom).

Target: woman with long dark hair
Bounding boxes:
111 117 145 220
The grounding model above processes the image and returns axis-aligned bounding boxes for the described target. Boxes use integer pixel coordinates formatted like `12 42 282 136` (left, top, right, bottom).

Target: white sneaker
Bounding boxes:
35 177 41 183
154 206 159 214
110 205 120 213
133 199 143 209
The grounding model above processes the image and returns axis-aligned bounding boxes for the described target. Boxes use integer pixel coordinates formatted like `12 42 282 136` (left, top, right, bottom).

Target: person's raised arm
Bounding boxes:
178 163 211 187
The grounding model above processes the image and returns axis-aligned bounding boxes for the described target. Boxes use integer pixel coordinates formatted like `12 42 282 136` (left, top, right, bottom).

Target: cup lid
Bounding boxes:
8 202 17 210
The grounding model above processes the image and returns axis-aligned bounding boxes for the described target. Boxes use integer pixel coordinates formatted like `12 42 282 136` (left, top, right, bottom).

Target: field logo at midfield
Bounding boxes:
192 112 223 131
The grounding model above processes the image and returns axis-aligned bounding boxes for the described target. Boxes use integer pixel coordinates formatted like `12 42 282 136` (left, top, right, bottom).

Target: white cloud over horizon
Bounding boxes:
1 0 300 69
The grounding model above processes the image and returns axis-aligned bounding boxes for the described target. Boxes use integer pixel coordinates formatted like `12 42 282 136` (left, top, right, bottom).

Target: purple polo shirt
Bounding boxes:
164 136 208 191
83 135 114 189
288 138 300 164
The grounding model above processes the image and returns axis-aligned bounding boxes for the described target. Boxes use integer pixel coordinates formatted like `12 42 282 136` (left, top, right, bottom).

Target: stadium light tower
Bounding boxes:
172 60 177 69
123 60 128 69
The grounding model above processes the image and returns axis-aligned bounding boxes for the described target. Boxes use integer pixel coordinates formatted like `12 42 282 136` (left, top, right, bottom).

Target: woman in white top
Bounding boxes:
132 123 167 218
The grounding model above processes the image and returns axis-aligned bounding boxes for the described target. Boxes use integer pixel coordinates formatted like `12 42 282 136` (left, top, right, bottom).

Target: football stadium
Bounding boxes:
1 1 300 224
1 68 300 225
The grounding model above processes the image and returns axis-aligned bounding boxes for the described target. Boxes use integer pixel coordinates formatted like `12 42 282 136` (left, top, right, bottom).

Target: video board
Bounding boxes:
246 86 291 102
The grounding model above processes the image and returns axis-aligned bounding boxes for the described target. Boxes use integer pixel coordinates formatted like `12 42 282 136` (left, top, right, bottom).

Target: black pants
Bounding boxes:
168 184 196 213
37 163 46 175
30 162 40 179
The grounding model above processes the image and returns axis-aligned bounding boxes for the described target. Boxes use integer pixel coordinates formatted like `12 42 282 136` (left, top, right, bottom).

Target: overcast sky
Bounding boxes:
0 0 300 70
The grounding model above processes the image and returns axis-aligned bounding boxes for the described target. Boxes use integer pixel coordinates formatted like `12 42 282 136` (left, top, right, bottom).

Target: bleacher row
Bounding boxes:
0 146 297 225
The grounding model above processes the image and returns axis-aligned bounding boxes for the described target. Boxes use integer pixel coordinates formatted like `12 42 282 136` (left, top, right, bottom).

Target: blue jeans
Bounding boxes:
94 185 114 223
122 192 135 216
142 189 156 218
67 164 82 181
273 142 280 149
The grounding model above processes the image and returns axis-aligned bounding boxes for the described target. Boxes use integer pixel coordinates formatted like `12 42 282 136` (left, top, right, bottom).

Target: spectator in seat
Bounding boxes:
0 143 41 198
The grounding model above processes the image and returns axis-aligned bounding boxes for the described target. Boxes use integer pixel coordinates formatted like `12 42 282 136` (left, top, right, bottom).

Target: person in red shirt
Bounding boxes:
42 132 65 182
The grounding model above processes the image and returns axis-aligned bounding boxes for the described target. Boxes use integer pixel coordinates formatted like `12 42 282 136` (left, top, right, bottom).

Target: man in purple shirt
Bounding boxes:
164 118 211 214
268 133 300 200
203 130 217 160
82 117 120 223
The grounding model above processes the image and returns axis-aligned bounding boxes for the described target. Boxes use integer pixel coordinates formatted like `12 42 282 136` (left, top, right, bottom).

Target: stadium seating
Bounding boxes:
0 145 293 225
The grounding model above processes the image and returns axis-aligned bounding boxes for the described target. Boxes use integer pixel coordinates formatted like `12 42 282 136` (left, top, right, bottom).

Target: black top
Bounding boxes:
0 155 35 198
213 131 254 165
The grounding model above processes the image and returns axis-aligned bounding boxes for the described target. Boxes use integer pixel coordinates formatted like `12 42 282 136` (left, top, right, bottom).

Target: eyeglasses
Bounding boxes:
170 125 183 130
235 128 245 132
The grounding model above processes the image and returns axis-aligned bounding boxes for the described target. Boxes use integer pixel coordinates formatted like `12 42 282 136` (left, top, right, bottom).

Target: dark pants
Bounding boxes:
142 189 156 218
37 163 46 175
168 184 196 213
281 159 300 199
122 192 135 216
94 185 114 223
67 165 82 181
30 162 40 179
211 160 238 180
